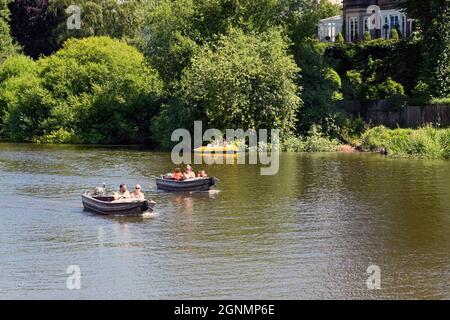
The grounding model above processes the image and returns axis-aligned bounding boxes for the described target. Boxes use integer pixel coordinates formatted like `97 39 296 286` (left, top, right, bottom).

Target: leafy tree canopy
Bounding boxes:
178 27 301 137
1 37 163 143
0 0 17 62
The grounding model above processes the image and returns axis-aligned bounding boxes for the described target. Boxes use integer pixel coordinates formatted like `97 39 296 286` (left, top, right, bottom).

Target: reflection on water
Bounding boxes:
0 143 448 299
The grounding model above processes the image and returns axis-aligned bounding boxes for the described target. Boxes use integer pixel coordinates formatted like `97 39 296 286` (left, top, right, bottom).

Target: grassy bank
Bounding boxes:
362 126 450 159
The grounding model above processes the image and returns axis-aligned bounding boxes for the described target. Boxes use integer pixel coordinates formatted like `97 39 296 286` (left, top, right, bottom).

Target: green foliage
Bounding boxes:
326 39 422 97
282 125 340 152
362 125 450 159
0 55 36 83
377 77 404 98
389 28 399 40
176 28 301 139
0 0 17 62
150 98 199 149
50 0 149 49
37 128 81 144
287 0 341 45
142 0 299 84
332 113 365 144
402 0 450 98
410 80 431 105
142 0 198 84
0 37 163 143
294 39 343 136
0 55 37 133
336 32 344 44
363 31 371 42
343 70 362 100
430 97 450 106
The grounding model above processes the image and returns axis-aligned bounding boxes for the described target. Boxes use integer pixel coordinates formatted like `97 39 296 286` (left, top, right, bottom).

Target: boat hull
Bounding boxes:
81 195 155 216
155 177 217 192
194 146 239 154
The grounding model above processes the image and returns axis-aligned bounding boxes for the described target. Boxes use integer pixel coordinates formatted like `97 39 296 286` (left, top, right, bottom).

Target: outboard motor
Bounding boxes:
209 177 218 189
141 200 150 212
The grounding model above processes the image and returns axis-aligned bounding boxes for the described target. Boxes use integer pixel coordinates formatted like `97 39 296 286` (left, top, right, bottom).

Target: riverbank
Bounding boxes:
360 126 450 159
2 125 449 160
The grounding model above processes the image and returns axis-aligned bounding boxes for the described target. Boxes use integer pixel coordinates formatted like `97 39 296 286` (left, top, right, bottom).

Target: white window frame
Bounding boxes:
348 16 358 42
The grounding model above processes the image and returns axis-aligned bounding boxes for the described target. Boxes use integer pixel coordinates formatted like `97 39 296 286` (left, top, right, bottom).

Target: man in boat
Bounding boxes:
114 184 131 201
183 165 196 180
131 184 145 200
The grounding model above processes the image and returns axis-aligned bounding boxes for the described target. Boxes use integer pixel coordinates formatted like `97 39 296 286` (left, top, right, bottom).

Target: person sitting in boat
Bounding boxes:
172 168 183 181
114 184 131 201
183 165 196 180
197 170 208 178
131 184 145 201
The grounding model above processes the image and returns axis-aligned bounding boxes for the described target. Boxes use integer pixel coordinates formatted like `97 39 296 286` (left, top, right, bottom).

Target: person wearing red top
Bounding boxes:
172 168 183 181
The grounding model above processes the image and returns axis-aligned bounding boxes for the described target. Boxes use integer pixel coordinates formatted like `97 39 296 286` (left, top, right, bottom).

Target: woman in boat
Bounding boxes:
131 184 145 200
183 165 196 180
172 168 183 181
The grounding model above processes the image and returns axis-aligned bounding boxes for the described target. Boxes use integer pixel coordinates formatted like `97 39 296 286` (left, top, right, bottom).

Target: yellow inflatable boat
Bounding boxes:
194 145 239 154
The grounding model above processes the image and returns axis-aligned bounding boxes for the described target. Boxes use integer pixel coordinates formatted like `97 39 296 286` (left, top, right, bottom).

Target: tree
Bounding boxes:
402 0 450 98
363 31 372 42
143 0 292 85
0 0 17 62
8 0 60 59
47 0 149 53
1 37 163 143
0 55 37 134
287 0 341 45
294 39 342 136
155 28 301 143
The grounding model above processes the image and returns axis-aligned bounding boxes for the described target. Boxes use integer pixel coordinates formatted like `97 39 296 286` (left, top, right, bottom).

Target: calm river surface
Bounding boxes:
0 143 448 299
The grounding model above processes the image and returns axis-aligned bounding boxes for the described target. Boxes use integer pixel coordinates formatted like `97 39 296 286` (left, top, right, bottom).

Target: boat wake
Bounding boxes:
142 211 160 219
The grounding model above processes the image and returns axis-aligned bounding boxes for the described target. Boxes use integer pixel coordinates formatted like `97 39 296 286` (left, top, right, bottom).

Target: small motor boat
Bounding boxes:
81 194 156 216
155 177 217 192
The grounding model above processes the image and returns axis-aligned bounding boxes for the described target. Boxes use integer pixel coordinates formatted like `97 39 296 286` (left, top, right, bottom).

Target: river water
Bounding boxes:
0 143 448 299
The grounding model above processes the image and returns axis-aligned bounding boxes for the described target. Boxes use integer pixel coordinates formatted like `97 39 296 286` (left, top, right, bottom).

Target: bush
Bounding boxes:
410 80 432 105
390 28 399 40
1 73 54 141
282 125 340 152
363 31 372 42
0 55 38 133
38 128 81 144
336 32 344 44
378 77 404 98
150 98 199 149
178 28 301 140
325 39 422 96
1 37 163 143
335 115 366 144
294 38 342 136
362 125 450 159
430 97 450 106
0 55 36 83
